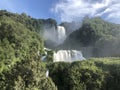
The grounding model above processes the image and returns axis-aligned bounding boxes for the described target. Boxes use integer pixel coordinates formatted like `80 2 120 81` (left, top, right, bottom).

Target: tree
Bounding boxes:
64 61 104 90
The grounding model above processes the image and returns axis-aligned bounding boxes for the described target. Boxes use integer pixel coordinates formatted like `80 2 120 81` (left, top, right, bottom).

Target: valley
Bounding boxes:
0 10 120 90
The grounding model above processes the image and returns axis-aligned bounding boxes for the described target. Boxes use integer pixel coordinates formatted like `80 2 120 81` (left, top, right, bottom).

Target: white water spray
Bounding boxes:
57 26 66 44
53 50 85 62
46 70 49 77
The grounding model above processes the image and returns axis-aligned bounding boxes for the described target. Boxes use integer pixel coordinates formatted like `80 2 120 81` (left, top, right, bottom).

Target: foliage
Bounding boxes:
46 62 70 90
47 58 120 90
0 59 57 90
0 10 58 90
47 61 104 90
90 58 120 90
0 16 44 73
64 61 104 90
0 10 57 47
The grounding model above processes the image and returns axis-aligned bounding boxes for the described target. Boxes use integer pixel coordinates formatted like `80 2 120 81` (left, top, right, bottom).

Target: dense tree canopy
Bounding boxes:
46 58 120 90
0 10 57 90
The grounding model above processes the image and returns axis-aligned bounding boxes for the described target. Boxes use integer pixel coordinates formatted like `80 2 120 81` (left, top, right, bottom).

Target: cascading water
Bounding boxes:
46 70 49 77
42 26 85 62
53 50 85 62
43 25 66 47
57 26 66 44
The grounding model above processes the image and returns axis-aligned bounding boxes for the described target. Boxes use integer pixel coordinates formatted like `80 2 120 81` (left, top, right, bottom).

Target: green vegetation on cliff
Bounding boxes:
0 10 57 90
61 17 120 57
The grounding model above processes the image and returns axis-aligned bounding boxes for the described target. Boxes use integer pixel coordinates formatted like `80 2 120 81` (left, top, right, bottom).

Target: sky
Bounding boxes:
0 0 120 24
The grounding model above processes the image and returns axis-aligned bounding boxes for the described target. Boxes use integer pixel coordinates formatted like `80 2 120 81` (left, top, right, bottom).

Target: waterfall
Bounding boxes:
57 26 66 44
46 70 49 77
53 50 85 62
43 25 66 47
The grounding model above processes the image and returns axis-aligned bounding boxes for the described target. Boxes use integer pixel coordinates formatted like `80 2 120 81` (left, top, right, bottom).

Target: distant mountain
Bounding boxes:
59 17 120 57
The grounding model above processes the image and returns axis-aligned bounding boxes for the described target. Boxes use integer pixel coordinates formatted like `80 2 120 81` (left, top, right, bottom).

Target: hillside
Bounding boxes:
0 10 57 90
59 17 120 57
0 10 57 48
0 10 120 90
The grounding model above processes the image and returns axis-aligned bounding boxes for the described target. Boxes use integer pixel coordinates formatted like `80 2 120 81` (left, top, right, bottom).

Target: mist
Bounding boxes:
42 23 67 49
60 21 82 36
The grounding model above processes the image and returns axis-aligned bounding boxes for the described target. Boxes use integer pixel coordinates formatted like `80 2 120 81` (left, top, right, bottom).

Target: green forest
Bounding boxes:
0 10 120 90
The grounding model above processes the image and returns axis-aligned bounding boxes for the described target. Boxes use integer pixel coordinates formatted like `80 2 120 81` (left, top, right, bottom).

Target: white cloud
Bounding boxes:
52 0 120 23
